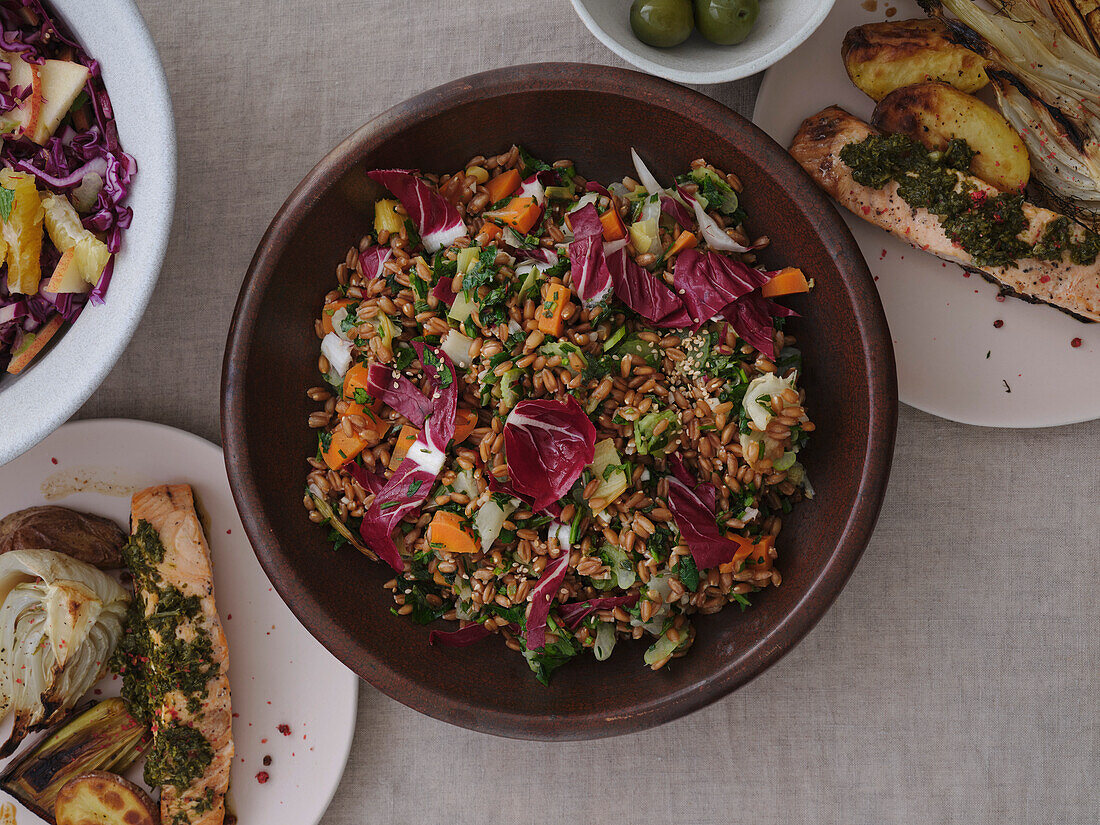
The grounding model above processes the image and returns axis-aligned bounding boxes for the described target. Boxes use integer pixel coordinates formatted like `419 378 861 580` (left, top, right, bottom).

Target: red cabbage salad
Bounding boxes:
305 145 815 683
0 0 135 375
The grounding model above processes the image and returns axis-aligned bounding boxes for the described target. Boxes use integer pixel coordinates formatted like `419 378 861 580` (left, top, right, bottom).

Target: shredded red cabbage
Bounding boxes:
367 169 467 253
606 247 692 328
359 346 457 571
0 0 136 356
525 549 572 650
503 396 596 512
558 593 639 630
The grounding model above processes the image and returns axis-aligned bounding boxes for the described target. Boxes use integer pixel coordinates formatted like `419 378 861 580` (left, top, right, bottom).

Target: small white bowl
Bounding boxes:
570 0 837 84
0 0 176 465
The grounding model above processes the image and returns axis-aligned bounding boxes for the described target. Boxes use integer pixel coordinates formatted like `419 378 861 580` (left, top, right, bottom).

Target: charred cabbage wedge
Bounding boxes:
923 0 1100 213
0 549 129 756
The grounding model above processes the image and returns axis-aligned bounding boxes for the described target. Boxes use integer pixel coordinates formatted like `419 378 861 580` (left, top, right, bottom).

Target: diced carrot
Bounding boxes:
429 511 480 555
599 207 626 241
345 401 386 442
484 196 542 234
537 282 571 336
718 535 774 573
453 408 478 443
321 298 355 334
667 230 698 258
389 424 419 470
761 267 810 298
484 168 521 204
747 535 775 571
323 428 369 471
342 362 382 406
718 536 757 574
476 222 503 245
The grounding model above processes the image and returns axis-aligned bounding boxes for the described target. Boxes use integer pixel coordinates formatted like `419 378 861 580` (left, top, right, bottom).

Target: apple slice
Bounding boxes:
6 314 64 374
29 59 90 145
0 52 37 135
43 247 87 294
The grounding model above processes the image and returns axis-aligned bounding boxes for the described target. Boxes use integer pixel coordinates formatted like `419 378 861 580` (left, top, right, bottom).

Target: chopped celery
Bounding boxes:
612 335 660 367
593 622 617 661
456 245 480 275
600 543 636 590
374 199 404 235
539 339 587 368
643 622 689 666
448 291 478 324
773 451 797 472
500 368 524 412
634 409 680 456
690 166 739 215
602 325 627 352
544 185 574 200
588 438 628 509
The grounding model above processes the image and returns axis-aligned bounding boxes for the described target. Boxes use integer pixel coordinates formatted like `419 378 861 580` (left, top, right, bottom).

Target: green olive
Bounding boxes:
630 0 695 48
693 0 760 45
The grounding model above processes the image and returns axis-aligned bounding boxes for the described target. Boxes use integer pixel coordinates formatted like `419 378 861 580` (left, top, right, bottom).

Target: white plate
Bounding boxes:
0 419 357 825
1 0 176 465
753 0 1099 428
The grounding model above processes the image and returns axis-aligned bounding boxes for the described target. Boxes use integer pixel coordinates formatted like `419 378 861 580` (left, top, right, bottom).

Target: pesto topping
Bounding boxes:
144 721 213 790
109 519 218 790
840 133 1100 268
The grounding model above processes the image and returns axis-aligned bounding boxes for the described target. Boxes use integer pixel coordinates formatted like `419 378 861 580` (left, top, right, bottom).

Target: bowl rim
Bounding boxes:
568 0 839 84
0 0 177 466
222 62 897 740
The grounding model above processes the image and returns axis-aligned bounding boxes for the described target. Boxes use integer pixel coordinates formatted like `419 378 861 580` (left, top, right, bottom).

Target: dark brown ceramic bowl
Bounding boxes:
222 63 897 740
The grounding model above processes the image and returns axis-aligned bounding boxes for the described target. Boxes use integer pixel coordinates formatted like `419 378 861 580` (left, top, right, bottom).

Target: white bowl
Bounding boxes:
570 0 837 84
0 0 176 466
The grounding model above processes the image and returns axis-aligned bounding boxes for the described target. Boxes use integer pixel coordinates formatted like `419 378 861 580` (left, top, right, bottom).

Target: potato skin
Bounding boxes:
871 81 1031 192
0 506 126 568
842 18 989 102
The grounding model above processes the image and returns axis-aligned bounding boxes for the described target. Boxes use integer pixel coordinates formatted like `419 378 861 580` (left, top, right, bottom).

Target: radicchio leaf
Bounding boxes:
366 363 432 428
725 292 795 360
359 347 458 571
558 593 639 630
359 245 393 281
428 624 492 647
630 147 664 196
606 248 692 328
660 194 694 229
367 169 467 252
673 248 769 331
431 276 457 306
666 470 740 570
669 453 717 511
525 550 572 650
566 204 612 305
503 397 596 513
345 460 386 496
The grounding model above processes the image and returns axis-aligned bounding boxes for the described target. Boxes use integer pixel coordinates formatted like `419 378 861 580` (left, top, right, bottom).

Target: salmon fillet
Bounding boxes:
130 485 233 825
790 105 1100 321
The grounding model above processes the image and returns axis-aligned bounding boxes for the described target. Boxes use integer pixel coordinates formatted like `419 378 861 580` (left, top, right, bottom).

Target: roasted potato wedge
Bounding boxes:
55 771 158 825
842 19 989 102
872 81 1031 192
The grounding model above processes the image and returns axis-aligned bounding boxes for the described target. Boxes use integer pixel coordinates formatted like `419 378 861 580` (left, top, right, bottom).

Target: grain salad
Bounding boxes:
303 146 814 683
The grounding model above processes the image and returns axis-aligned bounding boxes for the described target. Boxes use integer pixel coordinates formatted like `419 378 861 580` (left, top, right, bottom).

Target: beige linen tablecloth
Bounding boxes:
80 2 1099 822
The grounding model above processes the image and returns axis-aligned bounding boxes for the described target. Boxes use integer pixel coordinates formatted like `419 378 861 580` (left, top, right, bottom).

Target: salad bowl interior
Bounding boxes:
223 63 896 740
0 0 176 465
